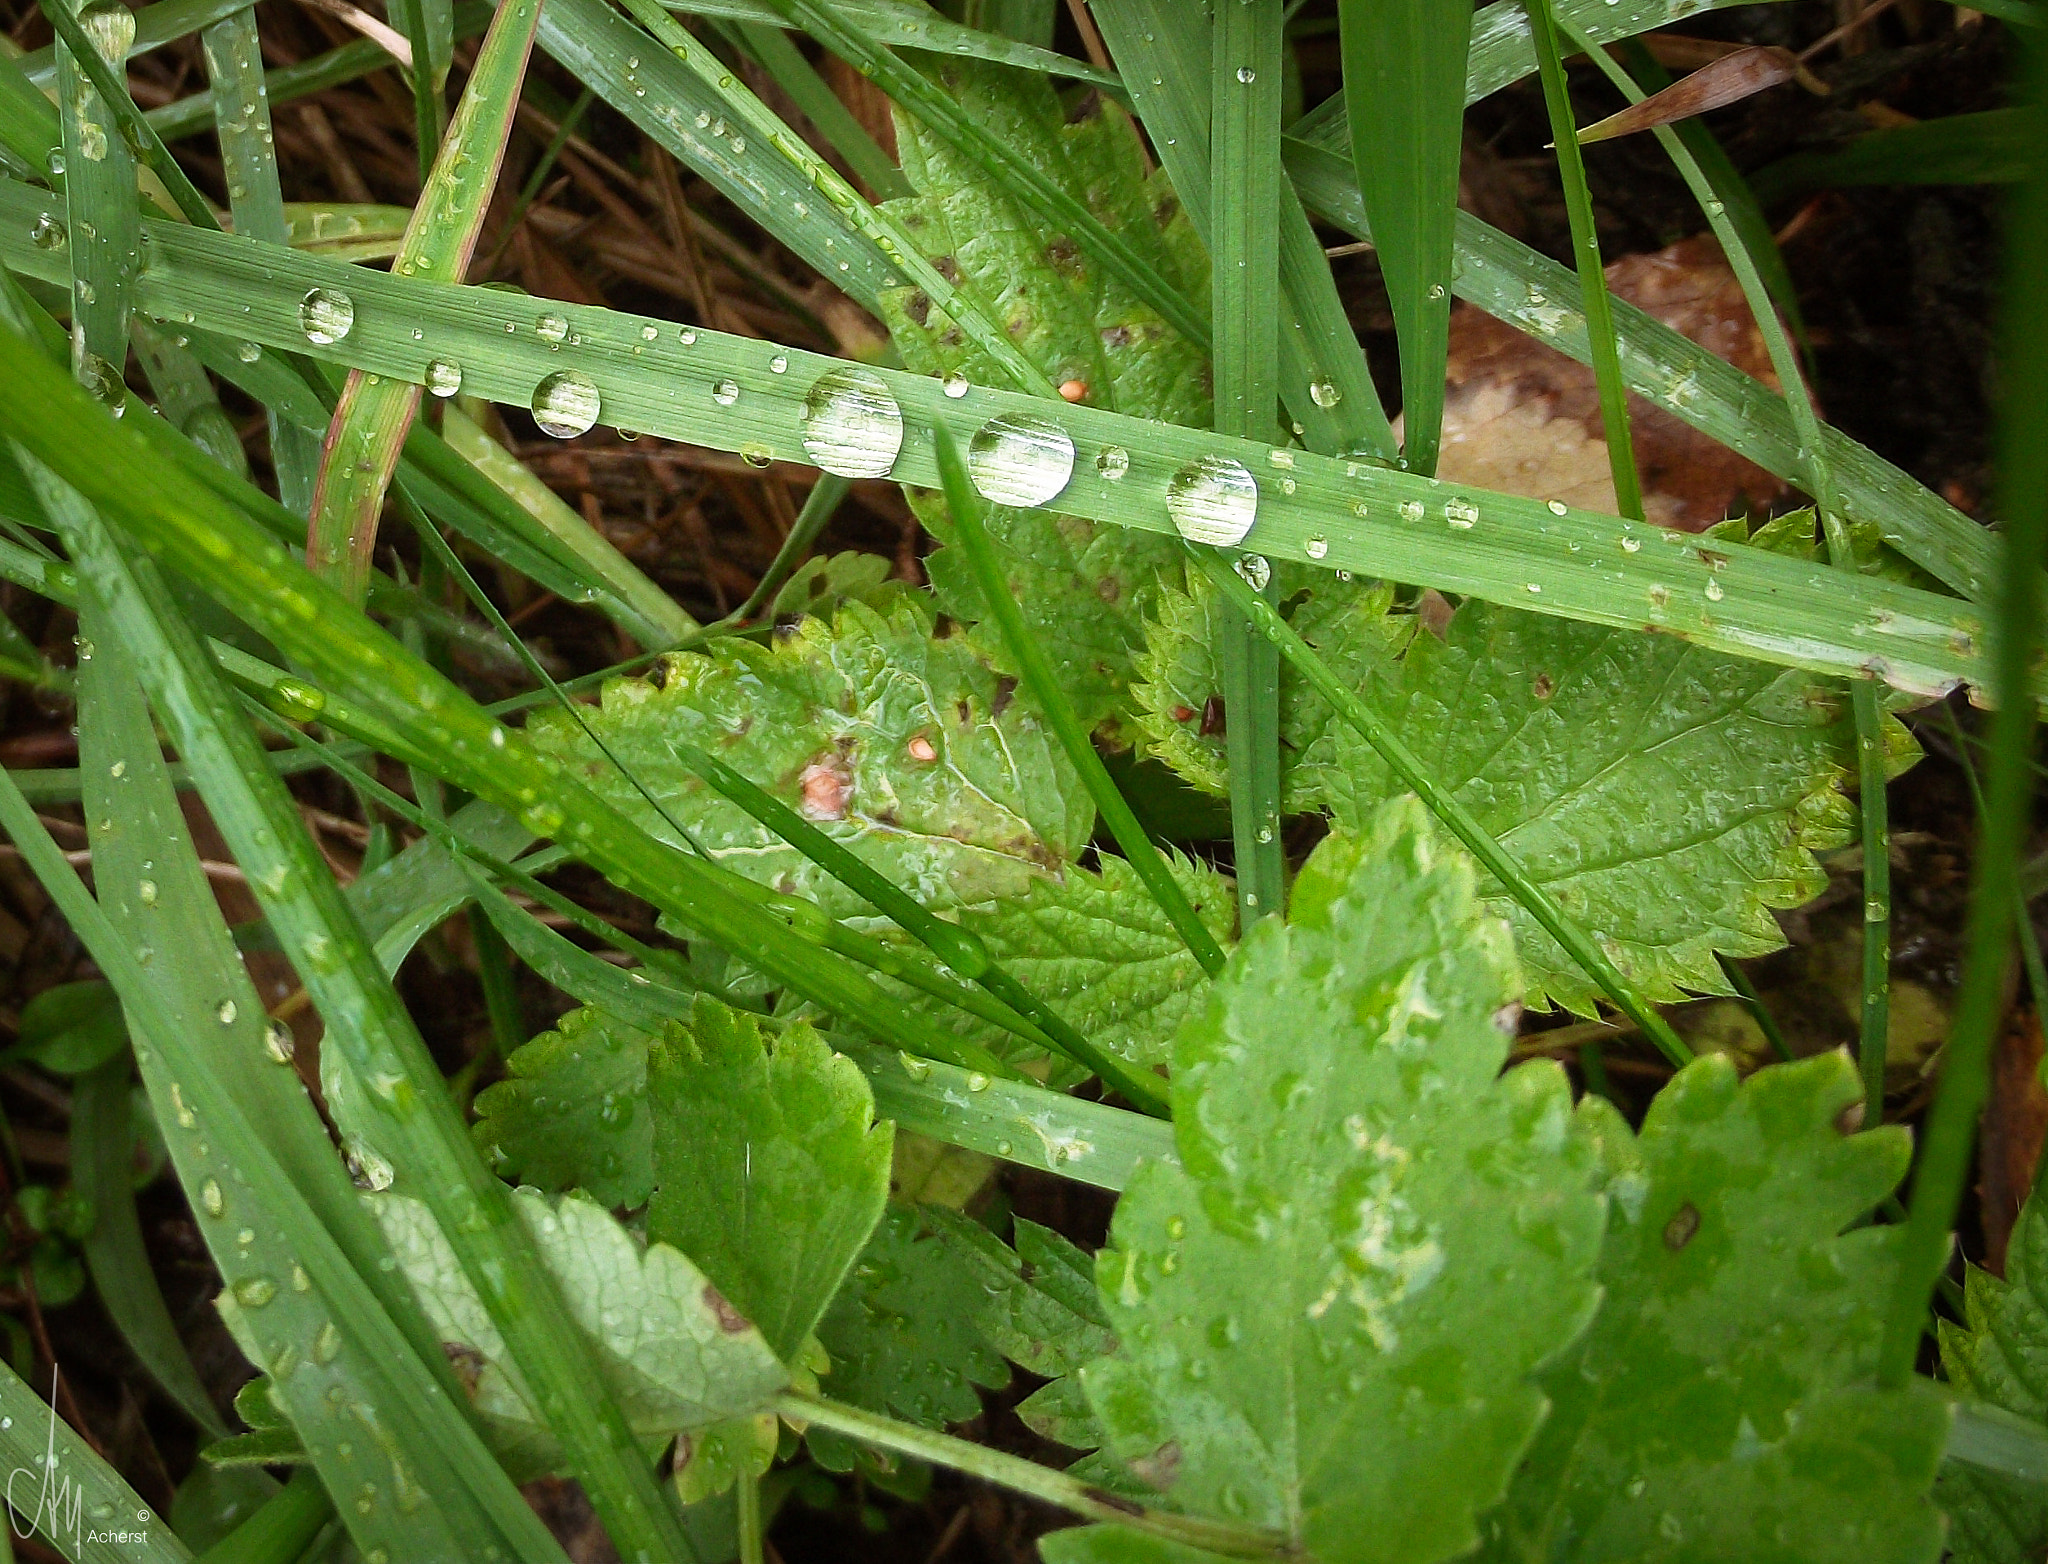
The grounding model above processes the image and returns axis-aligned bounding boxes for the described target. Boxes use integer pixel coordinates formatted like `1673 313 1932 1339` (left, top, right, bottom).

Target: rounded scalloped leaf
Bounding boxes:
472 1004 653 1208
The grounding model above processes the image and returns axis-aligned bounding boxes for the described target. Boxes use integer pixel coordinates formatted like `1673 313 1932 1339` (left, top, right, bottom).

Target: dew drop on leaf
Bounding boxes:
941 372 971 398
77 0 137 62
531 371 601 438
1305 534 1329 560
30 215 65 250
264 1018 296 1063
1166 456 1258 547
297 287 355 345
800 367 904 478
1096 445 1129 480
713 378 740 406
200 1178 225 1218
1309 378 1341 408
536 312 569 343
423 359 462 397
968 412 1074 507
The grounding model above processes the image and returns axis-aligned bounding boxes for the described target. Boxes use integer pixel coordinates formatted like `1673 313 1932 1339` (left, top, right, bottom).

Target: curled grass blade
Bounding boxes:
1194 546 1692 1065
1523 0 1644 519
1337 0 1470 473
307 0 543 602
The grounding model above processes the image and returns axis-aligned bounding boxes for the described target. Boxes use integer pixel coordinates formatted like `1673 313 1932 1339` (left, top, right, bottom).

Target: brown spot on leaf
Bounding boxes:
1101 325 1132 349
1084 1487 1146 1516
1127 1440 1181 1491
1200 695 1227 737
442 1341 486 1396
903 291 931 327
992 676 1018 719
932 255 960 284
1097 575 1121 604
1663 1202 1702 1251
907 735 938 763
703 1284 752 1334
1696 548 1730 571
1171 704 1196 723
799 756 853 821
1532 672 1555 700
1059 379 1089 403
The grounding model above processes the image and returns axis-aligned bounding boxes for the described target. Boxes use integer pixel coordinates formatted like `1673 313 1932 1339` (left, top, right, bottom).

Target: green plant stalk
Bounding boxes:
1337 0 1470 473
729 19 909 199
1195 547 1693 1066
605 0 1058 397
752 0 1210 348
936 425 1225 975
1568 29 1893 1116
393 0 447 182
0 332 1020 1088
1214 0 1287 925
196 1468 335 1564
202 0 321 512
134 319 249 476
1522 0 1642 519
1878 30 2048 1386
40 0 219 230
1716 953 1795 1064
307 0 543 604
735 1474 765 1564
779 1391 1289 1557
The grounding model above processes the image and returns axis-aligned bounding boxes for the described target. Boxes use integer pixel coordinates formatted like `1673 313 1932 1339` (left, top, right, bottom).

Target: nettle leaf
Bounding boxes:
915 849 1236 1076
648 995 893 1363
876 58 1211 735
1935 1185 2048 1561
929 1208 1118 1453
1480 1052 1947 1562
1071 798 1606 1564
809 1203 1010 1469
472 1005 654 1208
1137 571 1898 1013
525 595 1092 921
374 1187 787 1460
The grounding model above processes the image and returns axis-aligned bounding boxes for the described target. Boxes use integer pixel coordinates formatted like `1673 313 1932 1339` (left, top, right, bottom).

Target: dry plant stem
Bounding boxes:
777 1391 1294 1559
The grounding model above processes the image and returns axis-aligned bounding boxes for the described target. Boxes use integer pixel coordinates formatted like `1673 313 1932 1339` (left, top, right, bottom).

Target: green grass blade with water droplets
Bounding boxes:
1212 0 1285 924
0 51 60 176
1281 137 2000 600
1337 0 1469 473
55 0 139 395
204 2 324 513
756 0 1209 348
728 18 909 200
1087 0 1395 460
1524 0 1643 519
134 317 250 476
670 0 1120 84
2 194 1999 697
307 0 542 602
1193 546 1693 1066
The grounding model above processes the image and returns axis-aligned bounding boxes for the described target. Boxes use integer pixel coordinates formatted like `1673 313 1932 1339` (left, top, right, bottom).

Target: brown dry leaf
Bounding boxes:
1981 1006 2048 1275
1577 46 1803 145
1426 234 1793 529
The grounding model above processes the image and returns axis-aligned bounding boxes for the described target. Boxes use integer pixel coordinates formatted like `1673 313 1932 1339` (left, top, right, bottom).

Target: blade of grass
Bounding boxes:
1194 545 1693 1067
0 189 2006 697
1281 136 1999 600
71 1061 230 1439
726 19 909 200
1213 0 1286 924
0 50 60 176
1880 25 2048 1383
389 0 448 175
1524 0 1643 519
1570 28 1893 1115
936 423 1224 975
203 0 323 513
1337 0 1469 474
196 1468 334 1564
754 0 1209 348
54 0 140 398
133 319 250 477
307 0 543 603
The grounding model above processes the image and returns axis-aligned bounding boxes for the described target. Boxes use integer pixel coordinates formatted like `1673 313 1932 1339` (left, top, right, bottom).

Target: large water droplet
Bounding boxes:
298 287 355 345
234 1275 277 1307
1305 534 1329 560
967 412 1074 507
941 372 970 398
712 378 740 406
30 214 66 250
531 370 600 438
77 352 125 410
1096 445 1129 480
535 312 568 343
77 0 136 62
314 1321 343 1363
1235 554 1271 591
424 359 462 397
264 1018 296 1063
200 1178 225 1218
800 367 902 478
1308 378 1341 409
1166 456 1258 546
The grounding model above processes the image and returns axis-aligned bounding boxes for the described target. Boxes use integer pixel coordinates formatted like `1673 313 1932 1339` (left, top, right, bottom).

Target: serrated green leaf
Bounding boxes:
925 850 1235 1075
525 594 1091 921
649 996 893 1362
1138 573 1887 1013
875 58 1209 735
768 549 914 621
374 1187 788 1456
472 1005 655 1209
1935 1188 2048 1562
1078 799 1606 1564
810 1203 1010 1451
1480 1052 1946 1562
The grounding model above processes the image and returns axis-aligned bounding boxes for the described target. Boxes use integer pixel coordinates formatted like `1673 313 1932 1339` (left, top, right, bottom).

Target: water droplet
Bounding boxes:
898 1052 932 1081
216 998 238 1025
740 442 772 468
1428 282 1447 300
78 353 125 410
965 1072 990 1092
47 149 65 176
347 1143 395 1191
1166 455 1258 546
1235 553 1271 591
1444 497 1480 529
1704 579 1724 602
271 678 326 720
1096 445 1130 480
1398 498 1425 523
1236 65 1256 83
712 378 740 406
78 0 137 61
640 323 658 341
941 371 970 398
678 327 697 345
1621 535 1642 553
536 312 569 343
200 1179 225 1218
800 367 903 478
968 413 1075 507
424 359 462 397
531 370 601 438
30 214 65 250
1544 498 1568 516
264 1018 296 1063
1308 378 1341 408
297 287 355 346
1305 534 1329 560
768 354 787 373
314 1321 342 1363
234 1275 277 1307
